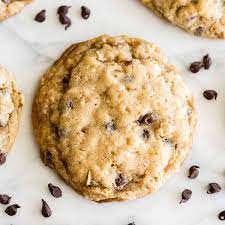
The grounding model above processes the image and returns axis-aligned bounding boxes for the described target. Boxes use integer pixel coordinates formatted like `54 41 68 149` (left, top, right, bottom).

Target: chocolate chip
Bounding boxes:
128 223 135 225
202 54 212 70
81 6 91 19
115 174 128 187
105 122 116 133
0 153 6 165
34 10 46 23
189 61 203 73
66 100 74 109
0 194 11 204
5 204 20 216
203 90 217 100
188 165 199 179
194 27 204 36
56 127 68 137
57 5 71 15
45 151 52 166
142 129 150 139
41 199 52 218
219 211 225 220
62 76 70 89
207 183 221 194
48 183 62 198
180 189 192 204
59 14 71 30
138 113 157 126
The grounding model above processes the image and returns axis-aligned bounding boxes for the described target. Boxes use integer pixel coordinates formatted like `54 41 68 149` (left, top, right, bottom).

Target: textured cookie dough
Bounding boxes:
141 0 225 39
0 66 23 157
0 0 32 21
32 35 196 202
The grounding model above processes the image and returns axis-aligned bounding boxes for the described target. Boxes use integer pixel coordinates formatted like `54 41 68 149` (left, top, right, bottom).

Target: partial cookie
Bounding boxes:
141 0 225 39
32 35 196 202
0 0 32 21
0 66 23 163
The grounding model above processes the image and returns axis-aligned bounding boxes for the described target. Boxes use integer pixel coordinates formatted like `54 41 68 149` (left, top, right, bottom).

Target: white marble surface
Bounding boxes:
0 0 225 224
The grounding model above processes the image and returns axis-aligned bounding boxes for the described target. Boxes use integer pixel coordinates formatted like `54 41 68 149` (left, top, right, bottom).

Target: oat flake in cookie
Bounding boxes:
32 35 196 202
0 0 32 21
0 66 23 163
141 0 225 39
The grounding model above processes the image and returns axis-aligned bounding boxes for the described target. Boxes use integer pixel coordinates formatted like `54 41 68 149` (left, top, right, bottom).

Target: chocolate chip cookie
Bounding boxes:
0 0 32 21
0 66 23 163
32 35 196 202
141 0 225 39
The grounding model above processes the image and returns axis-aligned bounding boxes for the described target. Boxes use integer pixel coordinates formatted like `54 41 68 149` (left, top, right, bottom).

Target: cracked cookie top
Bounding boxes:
0 0 32 21
32 35 196 202
142 0 225 38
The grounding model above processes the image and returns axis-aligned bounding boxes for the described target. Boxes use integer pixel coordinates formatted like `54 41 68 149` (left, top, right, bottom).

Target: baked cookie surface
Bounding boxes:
0 0 32 21
32 35 196 202
0 66 23 160
141 0 225 39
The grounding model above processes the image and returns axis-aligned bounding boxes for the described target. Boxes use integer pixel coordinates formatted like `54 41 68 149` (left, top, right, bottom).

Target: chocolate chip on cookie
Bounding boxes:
142 129 150 139
105 122 116 133
115 174 128 188
138 113 157 126
5 204 20 216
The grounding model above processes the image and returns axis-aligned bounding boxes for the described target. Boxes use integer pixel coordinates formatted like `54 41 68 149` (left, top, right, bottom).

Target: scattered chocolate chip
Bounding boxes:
188 165 199 179
203 90 217 100
207 183 221 194
219 211 225 220
142 129 150 139
34 10 46 23
41 199 52 218
5 204 20 216
57 5 71 15
48 183 62 198
194 27 204 36
81 6 91 19
115 174 128 187
0 194 11 204
138 113 157 126
128 223 135 225
180 189 192 204
202 54 212 70
59 14 71 30
0 153 6 165
105 122 116 133
189 61 203 73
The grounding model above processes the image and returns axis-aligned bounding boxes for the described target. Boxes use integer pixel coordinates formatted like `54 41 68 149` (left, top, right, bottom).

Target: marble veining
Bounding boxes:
0 0 224 224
